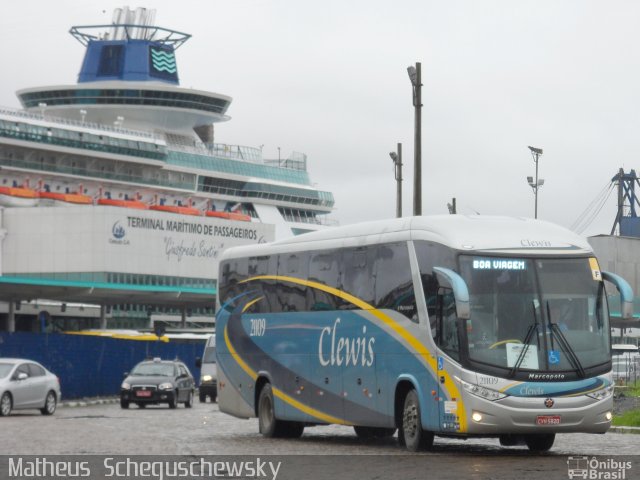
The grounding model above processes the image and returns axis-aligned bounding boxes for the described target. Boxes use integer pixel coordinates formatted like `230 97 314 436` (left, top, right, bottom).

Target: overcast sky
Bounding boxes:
1 0 638 236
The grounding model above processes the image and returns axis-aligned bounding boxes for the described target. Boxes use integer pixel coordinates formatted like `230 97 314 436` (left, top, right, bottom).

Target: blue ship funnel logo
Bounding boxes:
151 48 177 74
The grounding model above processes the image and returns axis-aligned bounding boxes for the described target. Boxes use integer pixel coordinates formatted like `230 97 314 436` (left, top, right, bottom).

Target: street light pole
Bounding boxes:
534 152 539 218
407 62 422 216
389 143 402 218
527 146 544 219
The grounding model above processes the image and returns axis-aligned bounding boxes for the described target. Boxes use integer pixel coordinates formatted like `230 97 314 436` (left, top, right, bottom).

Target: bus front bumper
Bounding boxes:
461 394 613 435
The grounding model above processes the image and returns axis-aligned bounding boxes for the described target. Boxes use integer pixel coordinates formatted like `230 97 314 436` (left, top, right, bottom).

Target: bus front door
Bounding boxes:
436 287 465 434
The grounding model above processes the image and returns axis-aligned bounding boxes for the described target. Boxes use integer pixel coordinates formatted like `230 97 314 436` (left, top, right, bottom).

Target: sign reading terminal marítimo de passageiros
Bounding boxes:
126 215 260 240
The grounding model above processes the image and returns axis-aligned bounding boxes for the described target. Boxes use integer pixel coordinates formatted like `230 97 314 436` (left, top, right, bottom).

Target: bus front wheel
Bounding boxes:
401 390 434 452
258 383 304 438
524 433 555 452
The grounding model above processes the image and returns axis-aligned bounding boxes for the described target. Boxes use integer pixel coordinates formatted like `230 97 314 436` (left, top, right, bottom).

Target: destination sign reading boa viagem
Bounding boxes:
126 215 260 240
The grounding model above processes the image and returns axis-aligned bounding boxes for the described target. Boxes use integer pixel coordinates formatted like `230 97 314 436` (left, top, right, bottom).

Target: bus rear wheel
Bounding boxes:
354 426 396 439
401 390 433 452
524 433 555 452
258 383 304 438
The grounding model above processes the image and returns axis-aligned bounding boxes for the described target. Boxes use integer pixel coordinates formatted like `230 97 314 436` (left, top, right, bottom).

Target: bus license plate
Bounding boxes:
536 415 561 425
136 390 152 397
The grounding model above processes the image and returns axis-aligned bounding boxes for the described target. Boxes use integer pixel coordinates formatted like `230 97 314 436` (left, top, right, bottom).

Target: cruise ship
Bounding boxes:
0 7 334 332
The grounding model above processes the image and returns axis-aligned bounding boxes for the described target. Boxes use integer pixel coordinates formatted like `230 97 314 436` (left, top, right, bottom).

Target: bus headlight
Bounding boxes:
455 376 507 401
201 375 213 383
586 385 614 401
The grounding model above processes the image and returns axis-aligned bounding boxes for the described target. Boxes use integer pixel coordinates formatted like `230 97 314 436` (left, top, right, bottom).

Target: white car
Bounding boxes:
0 358 61 416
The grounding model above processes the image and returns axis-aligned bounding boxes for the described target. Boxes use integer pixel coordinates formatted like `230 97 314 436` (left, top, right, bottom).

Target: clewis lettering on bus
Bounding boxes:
318 318 375 367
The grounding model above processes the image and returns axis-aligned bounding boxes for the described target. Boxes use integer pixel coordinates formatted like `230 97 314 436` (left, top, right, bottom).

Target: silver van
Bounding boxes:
195 335 217 402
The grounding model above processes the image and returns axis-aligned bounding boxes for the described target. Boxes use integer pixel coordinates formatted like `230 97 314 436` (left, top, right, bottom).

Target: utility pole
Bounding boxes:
389 143 402 218
407 62 422 216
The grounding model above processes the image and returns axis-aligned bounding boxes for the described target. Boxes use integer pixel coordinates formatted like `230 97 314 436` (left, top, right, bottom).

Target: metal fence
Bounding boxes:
0 332 204 399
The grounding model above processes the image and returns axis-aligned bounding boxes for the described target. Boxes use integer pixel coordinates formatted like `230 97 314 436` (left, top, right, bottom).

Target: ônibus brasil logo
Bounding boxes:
109 221 129 245
567 456 632 479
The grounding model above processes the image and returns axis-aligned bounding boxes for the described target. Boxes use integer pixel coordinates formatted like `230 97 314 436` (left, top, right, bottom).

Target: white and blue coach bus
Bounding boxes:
215 216 633 452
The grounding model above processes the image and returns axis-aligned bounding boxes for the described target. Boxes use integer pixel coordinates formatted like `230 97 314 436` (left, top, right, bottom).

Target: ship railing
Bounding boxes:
281 212 321 225
285 215 339 226
264 151 307 171
0 106 161 142
167 138 309 172
167 140 264 164
279 211 338 226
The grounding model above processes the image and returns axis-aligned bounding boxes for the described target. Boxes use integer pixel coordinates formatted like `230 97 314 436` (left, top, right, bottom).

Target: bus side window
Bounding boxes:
220 261 231 307
219 258 248 310
422 274 439 333
307 250 346 311
436 286 460 360
278 253 309 312
413 241 457 329
375 243 417 322
341 247 375 308
247 255 281 313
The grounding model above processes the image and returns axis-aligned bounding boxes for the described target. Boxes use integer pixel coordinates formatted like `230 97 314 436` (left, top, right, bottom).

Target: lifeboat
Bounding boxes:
97 198 148 210
150 205 201 216
39 191 93 205
0 186 38 207
205 211 251 222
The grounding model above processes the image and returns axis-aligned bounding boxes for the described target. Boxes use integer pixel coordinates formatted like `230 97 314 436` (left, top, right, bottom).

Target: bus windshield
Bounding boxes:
457 256 610 375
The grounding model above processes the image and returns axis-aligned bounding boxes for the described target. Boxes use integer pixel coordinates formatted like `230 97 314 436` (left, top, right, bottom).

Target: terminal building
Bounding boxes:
0 7 334 333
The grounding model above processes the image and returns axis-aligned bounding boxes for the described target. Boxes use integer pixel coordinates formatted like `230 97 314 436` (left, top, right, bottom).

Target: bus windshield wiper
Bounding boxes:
508 301 540 378
546 302 586 378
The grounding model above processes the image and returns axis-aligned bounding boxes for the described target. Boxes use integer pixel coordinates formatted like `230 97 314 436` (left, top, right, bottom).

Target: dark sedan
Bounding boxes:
120 358 195 409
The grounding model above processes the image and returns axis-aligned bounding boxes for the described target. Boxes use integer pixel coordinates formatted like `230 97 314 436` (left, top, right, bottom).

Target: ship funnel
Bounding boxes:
70 7 189 85
110 7 157 41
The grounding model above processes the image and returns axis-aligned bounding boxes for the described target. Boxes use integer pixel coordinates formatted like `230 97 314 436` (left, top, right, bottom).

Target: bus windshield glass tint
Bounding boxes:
457 256 610 374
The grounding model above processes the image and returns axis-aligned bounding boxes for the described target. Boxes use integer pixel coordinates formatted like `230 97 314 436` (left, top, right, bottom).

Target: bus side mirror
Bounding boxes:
195 357 202 369
433 267 470 320
602 271 634 320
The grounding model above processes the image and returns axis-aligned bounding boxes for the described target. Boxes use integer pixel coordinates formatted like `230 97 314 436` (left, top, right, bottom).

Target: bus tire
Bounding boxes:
258 383 288 438
354 426 396 439
401 390 433 452
524 433 555 452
